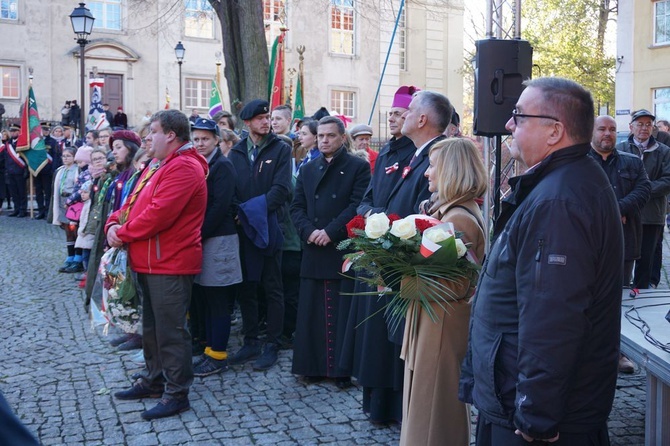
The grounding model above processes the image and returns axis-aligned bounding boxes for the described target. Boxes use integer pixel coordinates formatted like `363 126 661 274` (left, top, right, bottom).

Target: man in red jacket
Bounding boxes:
106 109 208 420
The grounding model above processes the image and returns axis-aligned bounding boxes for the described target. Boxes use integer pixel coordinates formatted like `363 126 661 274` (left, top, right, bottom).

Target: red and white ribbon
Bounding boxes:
385 162 399 174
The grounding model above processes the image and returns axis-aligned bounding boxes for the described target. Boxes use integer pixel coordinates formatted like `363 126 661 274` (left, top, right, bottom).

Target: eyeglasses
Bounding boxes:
634 122 653 129
512 109 559 126
91 157 107 162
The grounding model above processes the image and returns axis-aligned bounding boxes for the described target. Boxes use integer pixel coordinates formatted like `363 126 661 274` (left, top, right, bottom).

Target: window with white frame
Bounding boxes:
398 7 407 70
185 78 211 109
89 0 121 31
654 88 670 121
330 0 355 55
330 89 356 118
185 0 215 39
655 1 670 45
264 0 286 44
1 0 18 20
0 66 20 99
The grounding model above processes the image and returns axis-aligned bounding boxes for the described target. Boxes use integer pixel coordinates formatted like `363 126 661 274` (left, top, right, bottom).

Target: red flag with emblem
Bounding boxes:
268 31 285 109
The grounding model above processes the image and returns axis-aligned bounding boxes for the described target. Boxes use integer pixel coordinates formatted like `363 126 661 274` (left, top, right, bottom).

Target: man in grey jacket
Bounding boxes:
616 109 670 290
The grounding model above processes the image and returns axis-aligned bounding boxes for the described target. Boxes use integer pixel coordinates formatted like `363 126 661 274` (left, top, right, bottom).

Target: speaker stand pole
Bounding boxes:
493 136 502 221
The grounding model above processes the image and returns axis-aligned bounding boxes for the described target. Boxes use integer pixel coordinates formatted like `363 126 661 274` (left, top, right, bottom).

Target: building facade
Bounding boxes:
616 0 670 129
0 0 463 134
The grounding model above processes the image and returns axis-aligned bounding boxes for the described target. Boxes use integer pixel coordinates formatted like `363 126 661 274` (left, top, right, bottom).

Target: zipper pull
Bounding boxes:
535 239 544 261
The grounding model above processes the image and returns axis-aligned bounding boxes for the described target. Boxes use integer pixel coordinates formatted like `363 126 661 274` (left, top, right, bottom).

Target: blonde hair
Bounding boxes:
429 138 487 203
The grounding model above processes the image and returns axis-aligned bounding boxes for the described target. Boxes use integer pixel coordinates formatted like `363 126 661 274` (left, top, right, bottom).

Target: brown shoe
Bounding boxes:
619 354 635 374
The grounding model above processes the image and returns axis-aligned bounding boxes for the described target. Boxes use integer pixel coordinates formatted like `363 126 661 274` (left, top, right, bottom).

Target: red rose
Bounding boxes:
415 218 438 234
388 214 402 223
346 215 366 238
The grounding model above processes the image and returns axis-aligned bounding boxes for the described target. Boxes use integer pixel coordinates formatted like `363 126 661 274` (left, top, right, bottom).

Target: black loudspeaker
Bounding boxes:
473 39 533 136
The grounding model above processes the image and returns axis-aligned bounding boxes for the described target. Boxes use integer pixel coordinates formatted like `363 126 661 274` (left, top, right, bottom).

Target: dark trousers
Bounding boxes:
138 273 194 399
193 283 235 353
634 224 664 289
282 250 301 338
651 233 663 287
624 260 634 287
239 254 284 345
7 174 26 213
189 285 207 344
476 416 610 446
34 172 52 215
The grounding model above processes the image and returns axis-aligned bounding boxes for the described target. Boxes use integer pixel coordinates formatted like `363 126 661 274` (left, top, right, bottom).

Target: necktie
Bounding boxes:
251 146 259 162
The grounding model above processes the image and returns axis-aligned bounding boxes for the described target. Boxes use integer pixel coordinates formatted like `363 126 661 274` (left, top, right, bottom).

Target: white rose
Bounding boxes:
365 213 390 239
455 239 468 258
424 228 451 244
389 218 417 240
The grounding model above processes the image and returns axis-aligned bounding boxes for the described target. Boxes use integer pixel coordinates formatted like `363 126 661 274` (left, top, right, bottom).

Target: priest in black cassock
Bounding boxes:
290 116 370 387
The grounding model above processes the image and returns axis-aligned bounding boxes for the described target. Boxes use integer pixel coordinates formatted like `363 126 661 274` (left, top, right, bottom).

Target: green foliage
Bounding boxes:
522 0 615 110
338 227 480 333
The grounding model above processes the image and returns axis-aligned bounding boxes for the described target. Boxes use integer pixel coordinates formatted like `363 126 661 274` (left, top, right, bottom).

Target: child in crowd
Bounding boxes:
75 181 95 288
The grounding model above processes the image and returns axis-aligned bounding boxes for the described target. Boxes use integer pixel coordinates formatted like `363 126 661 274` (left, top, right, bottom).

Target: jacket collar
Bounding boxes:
627 133 658 153
318 145 346 166
506 143 590 207
588 147 618 163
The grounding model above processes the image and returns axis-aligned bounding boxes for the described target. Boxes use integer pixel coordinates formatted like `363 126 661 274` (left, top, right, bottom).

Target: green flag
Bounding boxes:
16 86 48 176
208 80 223 118
293 72 304 121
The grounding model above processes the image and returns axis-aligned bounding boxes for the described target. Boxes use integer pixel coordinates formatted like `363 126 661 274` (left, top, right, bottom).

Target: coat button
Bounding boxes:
332 194 337 198
315 194 319 199
314 217 319 223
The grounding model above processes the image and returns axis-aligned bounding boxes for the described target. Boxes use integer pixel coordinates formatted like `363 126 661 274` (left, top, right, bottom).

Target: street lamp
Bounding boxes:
175 41 185 110
70 2 95 138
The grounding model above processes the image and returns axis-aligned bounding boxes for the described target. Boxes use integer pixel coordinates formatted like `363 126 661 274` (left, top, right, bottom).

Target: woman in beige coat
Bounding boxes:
400 138 487 446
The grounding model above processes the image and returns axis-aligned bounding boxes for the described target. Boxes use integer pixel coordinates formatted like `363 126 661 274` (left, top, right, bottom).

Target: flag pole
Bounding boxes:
28 74 34 219
280 27 287 105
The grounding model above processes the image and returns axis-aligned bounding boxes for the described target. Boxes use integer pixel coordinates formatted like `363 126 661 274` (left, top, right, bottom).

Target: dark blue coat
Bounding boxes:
201 149 237 240
384 135 445 217
291 147 370 279
357 135 415 216
40 135 58 176
460 143 623 439
4 139 26 176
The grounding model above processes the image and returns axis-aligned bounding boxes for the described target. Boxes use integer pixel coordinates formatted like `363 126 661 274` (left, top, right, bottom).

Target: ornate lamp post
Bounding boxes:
174 41 186 110
69 2 95 138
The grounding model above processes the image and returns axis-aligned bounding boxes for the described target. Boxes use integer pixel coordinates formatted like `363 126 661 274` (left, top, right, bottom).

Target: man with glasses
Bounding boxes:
461 77 623 445
616 109 670 290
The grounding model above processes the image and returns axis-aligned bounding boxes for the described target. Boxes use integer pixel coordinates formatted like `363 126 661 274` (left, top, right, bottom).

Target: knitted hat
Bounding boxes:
74 145 93 164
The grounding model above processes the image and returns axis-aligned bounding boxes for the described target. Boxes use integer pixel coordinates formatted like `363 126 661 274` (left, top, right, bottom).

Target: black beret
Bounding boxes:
239 99 270 121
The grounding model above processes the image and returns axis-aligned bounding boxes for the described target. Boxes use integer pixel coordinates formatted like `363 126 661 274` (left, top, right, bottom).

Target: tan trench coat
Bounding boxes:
399 200 485 446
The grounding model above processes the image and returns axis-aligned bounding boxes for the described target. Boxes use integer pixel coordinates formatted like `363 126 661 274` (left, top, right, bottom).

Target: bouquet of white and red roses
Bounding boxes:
338 212 479 329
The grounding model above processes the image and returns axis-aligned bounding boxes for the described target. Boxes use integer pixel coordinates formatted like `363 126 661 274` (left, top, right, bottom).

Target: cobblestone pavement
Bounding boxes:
0 211 656 445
